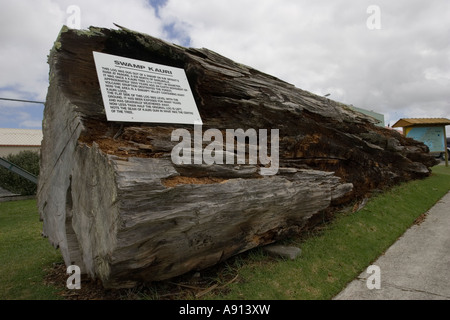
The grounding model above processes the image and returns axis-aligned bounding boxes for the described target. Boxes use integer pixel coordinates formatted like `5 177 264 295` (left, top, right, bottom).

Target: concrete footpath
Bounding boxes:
334 191 450 300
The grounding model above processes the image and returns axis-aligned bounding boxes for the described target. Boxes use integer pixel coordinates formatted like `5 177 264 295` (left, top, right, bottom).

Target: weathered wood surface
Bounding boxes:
38 25 437 288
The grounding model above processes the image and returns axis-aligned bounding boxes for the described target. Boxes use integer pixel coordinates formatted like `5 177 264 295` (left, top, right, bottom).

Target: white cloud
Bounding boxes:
0 0 164 98
0 0 64 100
159 0 450 128
0 0 165 127
19 119 43 128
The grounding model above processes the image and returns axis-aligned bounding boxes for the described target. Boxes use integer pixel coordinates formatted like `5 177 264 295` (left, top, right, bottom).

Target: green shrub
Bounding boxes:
0 151 40 195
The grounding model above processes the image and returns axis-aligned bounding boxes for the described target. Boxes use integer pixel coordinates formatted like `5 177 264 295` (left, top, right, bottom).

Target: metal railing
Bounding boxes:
0 157 38 184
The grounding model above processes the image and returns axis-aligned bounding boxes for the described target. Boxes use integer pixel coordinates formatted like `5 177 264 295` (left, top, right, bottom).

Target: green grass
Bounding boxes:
0 166 449 300
207 165 450 300
0 199 62 300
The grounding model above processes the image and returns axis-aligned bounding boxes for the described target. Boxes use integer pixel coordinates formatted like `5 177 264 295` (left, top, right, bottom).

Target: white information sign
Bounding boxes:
93 52 202 125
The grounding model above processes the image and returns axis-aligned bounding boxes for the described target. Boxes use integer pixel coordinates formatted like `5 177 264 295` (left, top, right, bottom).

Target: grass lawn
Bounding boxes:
0 165 449 300
207 165 450 299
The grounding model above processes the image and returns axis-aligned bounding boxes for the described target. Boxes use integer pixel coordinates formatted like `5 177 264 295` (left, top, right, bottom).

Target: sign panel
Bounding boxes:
93 52 202 125
406 126 445 153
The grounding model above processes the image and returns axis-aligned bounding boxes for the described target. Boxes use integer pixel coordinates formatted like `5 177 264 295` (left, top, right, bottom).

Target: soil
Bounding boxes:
414 212 429 225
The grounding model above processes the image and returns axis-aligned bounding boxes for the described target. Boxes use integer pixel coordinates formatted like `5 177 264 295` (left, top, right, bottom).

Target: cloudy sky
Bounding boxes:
1 0 449 132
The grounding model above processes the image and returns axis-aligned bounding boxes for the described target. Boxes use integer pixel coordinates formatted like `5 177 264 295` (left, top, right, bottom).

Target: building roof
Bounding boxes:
392 118 450 128
0 128 43 146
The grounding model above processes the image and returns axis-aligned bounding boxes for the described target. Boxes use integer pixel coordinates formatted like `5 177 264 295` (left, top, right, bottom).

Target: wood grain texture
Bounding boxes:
38 25 437 288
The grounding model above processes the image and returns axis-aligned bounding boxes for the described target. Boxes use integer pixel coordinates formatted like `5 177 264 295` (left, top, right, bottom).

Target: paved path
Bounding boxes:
334 191 450 300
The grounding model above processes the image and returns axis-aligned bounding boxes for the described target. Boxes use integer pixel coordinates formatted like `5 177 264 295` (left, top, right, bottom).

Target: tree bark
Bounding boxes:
38 25 437 288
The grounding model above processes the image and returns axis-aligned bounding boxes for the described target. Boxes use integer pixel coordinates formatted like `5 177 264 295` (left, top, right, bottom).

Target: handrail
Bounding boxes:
0 157 38 184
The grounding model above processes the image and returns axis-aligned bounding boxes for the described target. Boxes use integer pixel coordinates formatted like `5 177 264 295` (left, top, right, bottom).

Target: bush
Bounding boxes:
0 151 40 195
